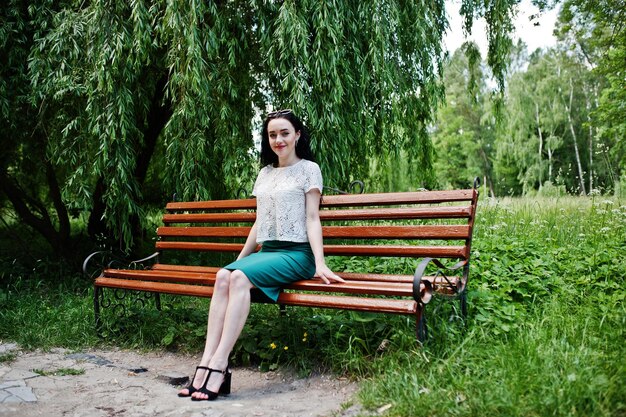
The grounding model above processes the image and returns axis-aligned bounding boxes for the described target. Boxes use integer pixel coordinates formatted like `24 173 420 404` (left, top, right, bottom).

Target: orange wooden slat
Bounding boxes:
277 293 418 314
166 199 256 211
338 272 462 293
324 244 467 258
338 272 412 282
155 242 244 252
157 226 251 238
162 212 256 223
155 241 467 258
152 264 220 273
321 225 470 240
95 277 214 297
320 189 476 207
105 266 456 293
320 206 472 221
285 279 413 296
103 269 214 285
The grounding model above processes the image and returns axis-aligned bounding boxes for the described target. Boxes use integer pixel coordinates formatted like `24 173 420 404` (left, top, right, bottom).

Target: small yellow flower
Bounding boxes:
284 346 289 350
270 342 277 349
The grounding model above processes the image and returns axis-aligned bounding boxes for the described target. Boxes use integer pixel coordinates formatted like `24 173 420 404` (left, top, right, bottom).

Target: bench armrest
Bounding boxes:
128 252 160 268
413 260 434 305
414 258 468 302
82 250 160 279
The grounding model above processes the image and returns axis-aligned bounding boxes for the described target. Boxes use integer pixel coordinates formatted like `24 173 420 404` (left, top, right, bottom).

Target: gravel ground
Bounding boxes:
0 343 364 417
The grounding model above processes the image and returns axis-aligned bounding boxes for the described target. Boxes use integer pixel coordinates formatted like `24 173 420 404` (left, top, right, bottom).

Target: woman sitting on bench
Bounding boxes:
177 109 344 401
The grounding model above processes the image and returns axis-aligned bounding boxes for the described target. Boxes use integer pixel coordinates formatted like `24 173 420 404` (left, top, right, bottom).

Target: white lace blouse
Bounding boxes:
252 159 323 243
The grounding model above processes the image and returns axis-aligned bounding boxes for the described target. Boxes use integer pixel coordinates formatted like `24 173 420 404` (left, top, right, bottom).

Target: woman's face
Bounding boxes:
267 118 300 161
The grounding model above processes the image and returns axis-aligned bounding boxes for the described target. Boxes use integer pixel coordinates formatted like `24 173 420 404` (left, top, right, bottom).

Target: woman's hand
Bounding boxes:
315 263 345 285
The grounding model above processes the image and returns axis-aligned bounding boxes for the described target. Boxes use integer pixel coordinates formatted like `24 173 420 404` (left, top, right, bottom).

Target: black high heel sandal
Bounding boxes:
177 366 210 397
191 367 231 401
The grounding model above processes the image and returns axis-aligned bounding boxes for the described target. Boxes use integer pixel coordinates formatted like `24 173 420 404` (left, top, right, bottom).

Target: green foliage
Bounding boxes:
32 367 85 376
0 276 97 350
359 290 625 417
355 196 626 416
458 0 518 92
433 1 625 198
1 0 527 252
615 174 626 199
554 0 626 184
494 47 604 195
432 45 496 193
0 353 16 364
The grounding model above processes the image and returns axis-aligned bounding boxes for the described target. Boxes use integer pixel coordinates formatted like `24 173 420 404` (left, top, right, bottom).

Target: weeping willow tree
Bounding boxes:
1 0 524 253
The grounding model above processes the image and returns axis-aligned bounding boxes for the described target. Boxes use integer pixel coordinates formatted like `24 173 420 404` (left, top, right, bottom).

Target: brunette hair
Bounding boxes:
260 110 316 167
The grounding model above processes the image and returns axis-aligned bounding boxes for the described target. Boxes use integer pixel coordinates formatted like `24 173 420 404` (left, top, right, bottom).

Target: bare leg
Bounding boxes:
178 268 232 396
192 270 253 399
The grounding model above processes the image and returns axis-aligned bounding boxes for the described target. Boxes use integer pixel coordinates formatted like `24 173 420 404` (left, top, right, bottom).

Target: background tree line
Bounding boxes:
432 0 625 197
1 0 623 260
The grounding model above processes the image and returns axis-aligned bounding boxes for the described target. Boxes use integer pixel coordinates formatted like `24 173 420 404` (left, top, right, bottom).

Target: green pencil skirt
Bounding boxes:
223 240 316 302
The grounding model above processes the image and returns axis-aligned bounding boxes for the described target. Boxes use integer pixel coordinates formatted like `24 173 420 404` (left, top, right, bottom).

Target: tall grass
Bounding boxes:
1 196 625 416
356 196 626 416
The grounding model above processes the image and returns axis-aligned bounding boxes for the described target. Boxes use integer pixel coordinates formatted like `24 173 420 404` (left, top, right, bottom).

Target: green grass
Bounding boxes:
0 352 16 363
352 196 626 417
358 287 625 416
32 367 85 377
1 196 625 416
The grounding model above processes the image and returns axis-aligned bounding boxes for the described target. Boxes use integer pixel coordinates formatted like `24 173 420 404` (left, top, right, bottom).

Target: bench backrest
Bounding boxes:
157 189 479 265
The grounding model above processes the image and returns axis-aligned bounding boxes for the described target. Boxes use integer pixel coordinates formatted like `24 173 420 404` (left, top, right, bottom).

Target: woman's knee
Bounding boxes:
229 270 253 291
214 268 231 292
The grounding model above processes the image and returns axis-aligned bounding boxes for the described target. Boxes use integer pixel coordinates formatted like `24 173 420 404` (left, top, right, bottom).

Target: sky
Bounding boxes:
444 0 560 56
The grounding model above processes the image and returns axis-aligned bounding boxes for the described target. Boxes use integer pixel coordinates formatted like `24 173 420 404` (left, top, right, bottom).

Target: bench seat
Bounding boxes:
87 187 479 341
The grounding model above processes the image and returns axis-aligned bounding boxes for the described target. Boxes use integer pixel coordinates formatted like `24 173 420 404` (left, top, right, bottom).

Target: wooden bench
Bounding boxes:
84 186 479 341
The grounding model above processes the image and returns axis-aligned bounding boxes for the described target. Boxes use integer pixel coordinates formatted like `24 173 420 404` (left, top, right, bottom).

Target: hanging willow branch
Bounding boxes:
17 0 519 249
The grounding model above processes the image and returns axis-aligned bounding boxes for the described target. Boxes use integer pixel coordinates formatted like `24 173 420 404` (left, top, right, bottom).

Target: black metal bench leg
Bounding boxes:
459 290 467 320
155 293 162 311
94 286 102 336
416 309 427 343
459 291 469 339
279 304 286 316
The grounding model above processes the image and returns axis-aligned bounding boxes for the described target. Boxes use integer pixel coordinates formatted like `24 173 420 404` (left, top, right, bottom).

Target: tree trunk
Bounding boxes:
478 147 495 197
547 147 553 182
134 74 171 187
87 176 109 241
534 101 544 188
565 78 587 195
585 82 594 192
128 74 172 252
45 160 70 243
0 170 70 257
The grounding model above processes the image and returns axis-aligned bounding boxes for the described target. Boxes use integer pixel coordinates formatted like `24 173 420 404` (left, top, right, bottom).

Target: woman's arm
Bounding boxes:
305 189 345 284
237 221 258 260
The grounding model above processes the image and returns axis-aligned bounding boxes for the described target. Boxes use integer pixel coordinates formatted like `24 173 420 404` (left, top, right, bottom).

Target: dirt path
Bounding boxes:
0 343 362 417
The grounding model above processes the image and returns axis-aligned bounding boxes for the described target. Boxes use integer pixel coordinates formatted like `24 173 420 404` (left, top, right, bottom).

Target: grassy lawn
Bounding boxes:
1 195 625 416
